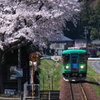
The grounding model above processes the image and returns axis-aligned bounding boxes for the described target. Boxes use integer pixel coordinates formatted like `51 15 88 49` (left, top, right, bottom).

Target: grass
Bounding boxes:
87 61 100 97
38 58 62 90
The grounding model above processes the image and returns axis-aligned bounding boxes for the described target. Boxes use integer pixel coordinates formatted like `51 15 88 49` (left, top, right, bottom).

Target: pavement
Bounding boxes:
89 60 100 74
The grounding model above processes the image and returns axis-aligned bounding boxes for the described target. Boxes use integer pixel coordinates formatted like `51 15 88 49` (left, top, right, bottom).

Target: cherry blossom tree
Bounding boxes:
0 0 81 93
0 0 81 52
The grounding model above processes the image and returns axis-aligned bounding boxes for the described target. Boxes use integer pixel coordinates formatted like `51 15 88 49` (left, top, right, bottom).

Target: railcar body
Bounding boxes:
62 48 87 81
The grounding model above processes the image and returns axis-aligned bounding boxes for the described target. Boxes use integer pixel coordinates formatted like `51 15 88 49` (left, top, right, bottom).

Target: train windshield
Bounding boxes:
62 54 70 63
80 53 87 63
72 56 78 63
71 54 78 63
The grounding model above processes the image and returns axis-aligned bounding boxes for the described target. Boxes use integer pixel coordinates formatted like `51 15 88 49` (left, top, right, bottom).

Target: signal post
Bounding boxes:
29 53 39 99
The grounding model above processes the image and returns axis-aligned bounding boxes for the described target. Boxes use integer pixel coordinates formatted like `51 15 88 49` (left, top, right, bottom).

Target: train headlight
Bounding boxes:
65 65 69 69
80 65 85 69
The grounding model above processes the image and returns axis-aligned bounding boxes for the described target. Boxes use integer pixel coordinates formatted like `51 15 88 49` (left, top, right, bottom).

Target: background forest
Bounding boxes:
64 0 100 41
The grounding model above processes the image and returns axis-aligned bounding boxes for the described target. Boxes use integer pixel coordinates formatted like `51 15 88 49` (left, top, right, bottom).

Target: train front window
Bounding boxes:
72 56 77 63
62 54 70 63
80 53 86 63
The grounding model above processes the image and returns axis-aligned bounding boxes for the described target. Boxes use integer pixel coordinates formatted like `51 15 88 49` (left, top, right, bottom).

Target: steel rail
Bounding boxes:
69 82 88 100
80 83 88 100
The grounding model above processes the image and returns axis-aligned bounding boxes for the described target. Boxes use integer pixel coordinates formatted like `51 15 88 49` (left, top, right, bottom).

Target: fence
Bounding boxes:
39 76 60 91
0 93 21 100
88 58 100 61
23 83 40 100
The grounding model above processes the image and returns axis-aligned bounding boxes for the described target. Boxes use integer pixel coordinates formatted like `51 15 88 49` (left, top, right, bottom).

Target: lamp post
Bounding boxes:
84 27 88 51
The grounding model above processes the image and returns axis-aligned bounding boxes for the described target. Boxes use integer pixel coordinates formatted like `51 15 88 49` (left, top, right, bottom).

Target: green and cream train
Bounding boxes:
62 48 87 81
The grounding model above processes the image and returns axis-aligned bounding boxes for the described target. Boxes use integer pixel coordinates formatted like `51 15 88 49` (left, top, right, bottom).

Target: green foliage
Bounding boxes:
90 28 100 40
95 0 100 15
65 0 100 40
87 43 92 47
79 0 100 40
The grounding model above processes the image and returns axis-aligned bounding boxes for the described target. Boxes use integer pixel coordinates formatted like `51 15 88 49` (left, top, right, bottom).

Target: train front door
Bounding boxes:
71 54 78 72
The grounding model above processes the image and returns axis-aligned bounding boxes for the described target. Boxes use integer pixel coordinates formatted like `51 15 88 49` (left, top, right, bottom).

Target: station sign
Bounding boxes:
16 69 23 77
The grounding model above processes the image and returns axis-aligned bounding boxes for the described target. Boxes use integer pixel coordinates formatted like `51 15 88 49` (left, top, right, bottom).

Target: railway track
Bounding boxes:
70 82 87 100
59 80 89 100
60 79 99 100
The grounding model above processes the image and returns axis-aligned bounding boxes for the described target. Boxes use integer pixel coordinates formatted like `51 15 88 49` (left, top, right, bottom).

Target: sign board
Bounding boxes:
16 69 23 77
9 66 17 80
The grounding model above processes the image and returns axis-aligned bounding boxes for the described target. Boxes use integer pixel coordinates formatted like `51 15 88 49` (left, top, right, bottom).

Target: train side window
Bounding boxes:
80 53 86 63
62 54 70 63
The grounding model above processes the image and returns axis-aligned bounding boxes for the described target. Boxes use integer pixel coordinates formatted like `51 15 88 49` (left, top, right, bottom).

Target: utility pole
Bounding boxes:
84 27 88 51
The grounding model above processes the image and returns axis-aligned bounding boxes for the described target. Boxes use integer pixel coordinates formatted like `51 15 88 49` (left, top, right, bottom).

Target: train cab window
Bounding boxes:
72 56 77 63
80 53 86 63
62 54 70 63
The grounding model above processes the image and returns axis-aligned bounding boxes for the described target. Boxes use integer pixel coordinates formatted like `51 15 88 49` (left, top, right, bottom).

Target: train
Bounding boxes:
62 47 87 81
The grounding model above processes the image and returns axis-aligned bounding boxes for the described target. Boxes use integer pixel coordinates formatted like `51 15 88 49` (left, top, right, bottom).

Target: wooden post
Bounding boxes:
43 76 44 90
52 76 53 90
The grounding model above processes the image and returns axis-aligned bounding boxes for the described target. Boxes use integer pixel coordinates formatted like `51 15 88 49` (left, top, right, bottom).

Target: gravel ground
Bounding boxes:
82 81 100 100
59 79 71 100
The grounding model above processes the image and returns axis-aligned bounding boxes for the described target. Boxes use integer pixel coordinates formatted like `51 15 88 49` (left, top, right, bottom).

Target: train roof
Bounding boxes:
62 49 87 54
